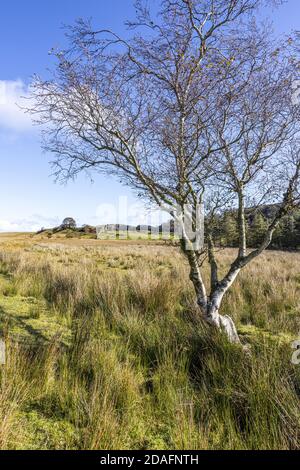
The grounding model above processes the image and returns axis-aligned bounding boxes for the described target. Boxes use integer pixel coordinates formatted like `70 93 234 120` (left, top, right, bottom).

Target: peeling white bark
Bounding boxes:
193 262 241 344
181 220 242 343
205 306 240 344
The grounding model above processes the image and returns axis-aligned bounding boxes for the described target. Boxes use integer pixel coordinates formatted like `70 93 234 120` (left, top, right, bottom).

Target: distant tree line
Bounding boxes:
212 206 300 250
37 209 300 250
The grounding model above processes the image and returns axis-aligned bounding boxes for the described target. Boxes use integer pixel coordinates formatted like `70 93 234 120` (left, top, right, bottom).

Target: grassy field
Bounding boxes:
0 233 300 450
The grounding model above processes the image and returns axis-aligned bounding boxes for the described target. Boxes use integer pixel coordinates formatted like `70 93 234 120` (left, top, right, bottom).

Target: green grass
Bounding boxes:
0 241 300 449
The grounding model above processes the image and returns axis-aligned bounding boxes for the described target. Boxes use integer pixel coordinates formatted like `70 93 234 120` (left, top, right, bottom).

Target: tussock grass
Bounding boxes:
0 238 300 449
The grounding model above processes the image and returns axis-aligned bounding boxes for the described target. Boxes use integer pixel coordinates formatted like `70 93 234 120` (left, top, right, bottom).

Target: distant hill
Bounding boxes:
35 204 300 249
35 221 177 240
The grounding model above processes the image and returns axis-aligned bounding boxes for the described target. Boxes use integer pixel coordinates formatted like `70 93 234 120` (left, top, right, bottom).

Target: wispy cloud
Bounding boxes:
0 215 60 233
0 79 33 131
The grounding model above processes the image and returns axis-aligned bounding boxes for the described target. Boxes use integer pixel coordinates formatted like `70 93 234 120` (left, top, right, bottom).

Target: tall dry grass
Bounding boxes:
0 240 300 449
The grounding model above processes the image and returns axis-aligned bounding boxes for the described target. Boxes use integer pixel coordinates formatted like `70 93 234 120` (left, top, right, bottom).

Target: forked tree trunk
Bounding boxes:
186 245 241 344
205 293 240 344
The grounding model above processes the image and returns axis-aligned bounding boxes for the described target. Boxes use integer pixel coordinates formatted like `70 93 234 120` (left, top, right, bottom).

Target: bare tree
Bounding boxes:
28 0 300 343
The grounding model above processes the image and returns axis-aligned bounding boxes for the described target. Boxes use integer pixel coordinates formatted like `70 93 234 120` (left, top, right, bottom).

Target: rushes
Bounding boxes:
0 242 300 449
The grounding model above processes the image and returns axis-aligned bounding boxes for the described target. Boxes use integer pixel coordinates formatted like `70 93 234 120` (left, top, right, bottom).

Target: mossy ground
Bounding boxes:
0 295 70 345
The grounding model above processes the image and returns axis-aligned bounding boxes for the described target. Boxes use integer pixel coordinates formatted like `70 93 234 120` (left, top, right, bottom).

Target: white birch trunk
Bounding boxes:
192 258 241 344
205 298 240 344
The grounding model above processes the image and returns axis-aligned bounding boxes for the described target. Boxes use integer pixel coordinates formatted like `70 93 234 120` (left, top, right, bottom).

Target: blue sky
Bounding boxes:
0 0 299 231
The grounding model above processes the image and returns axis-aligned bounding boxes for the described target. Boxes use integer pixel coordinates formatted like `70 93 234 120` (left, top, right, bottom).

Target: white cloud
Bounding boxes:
0 215 60 233
0 79 33 131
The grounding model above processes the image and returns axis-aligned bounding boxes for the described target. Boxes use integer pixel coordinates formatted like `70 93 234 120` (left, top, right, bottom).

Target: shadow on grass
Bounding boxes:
0 304 52 345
